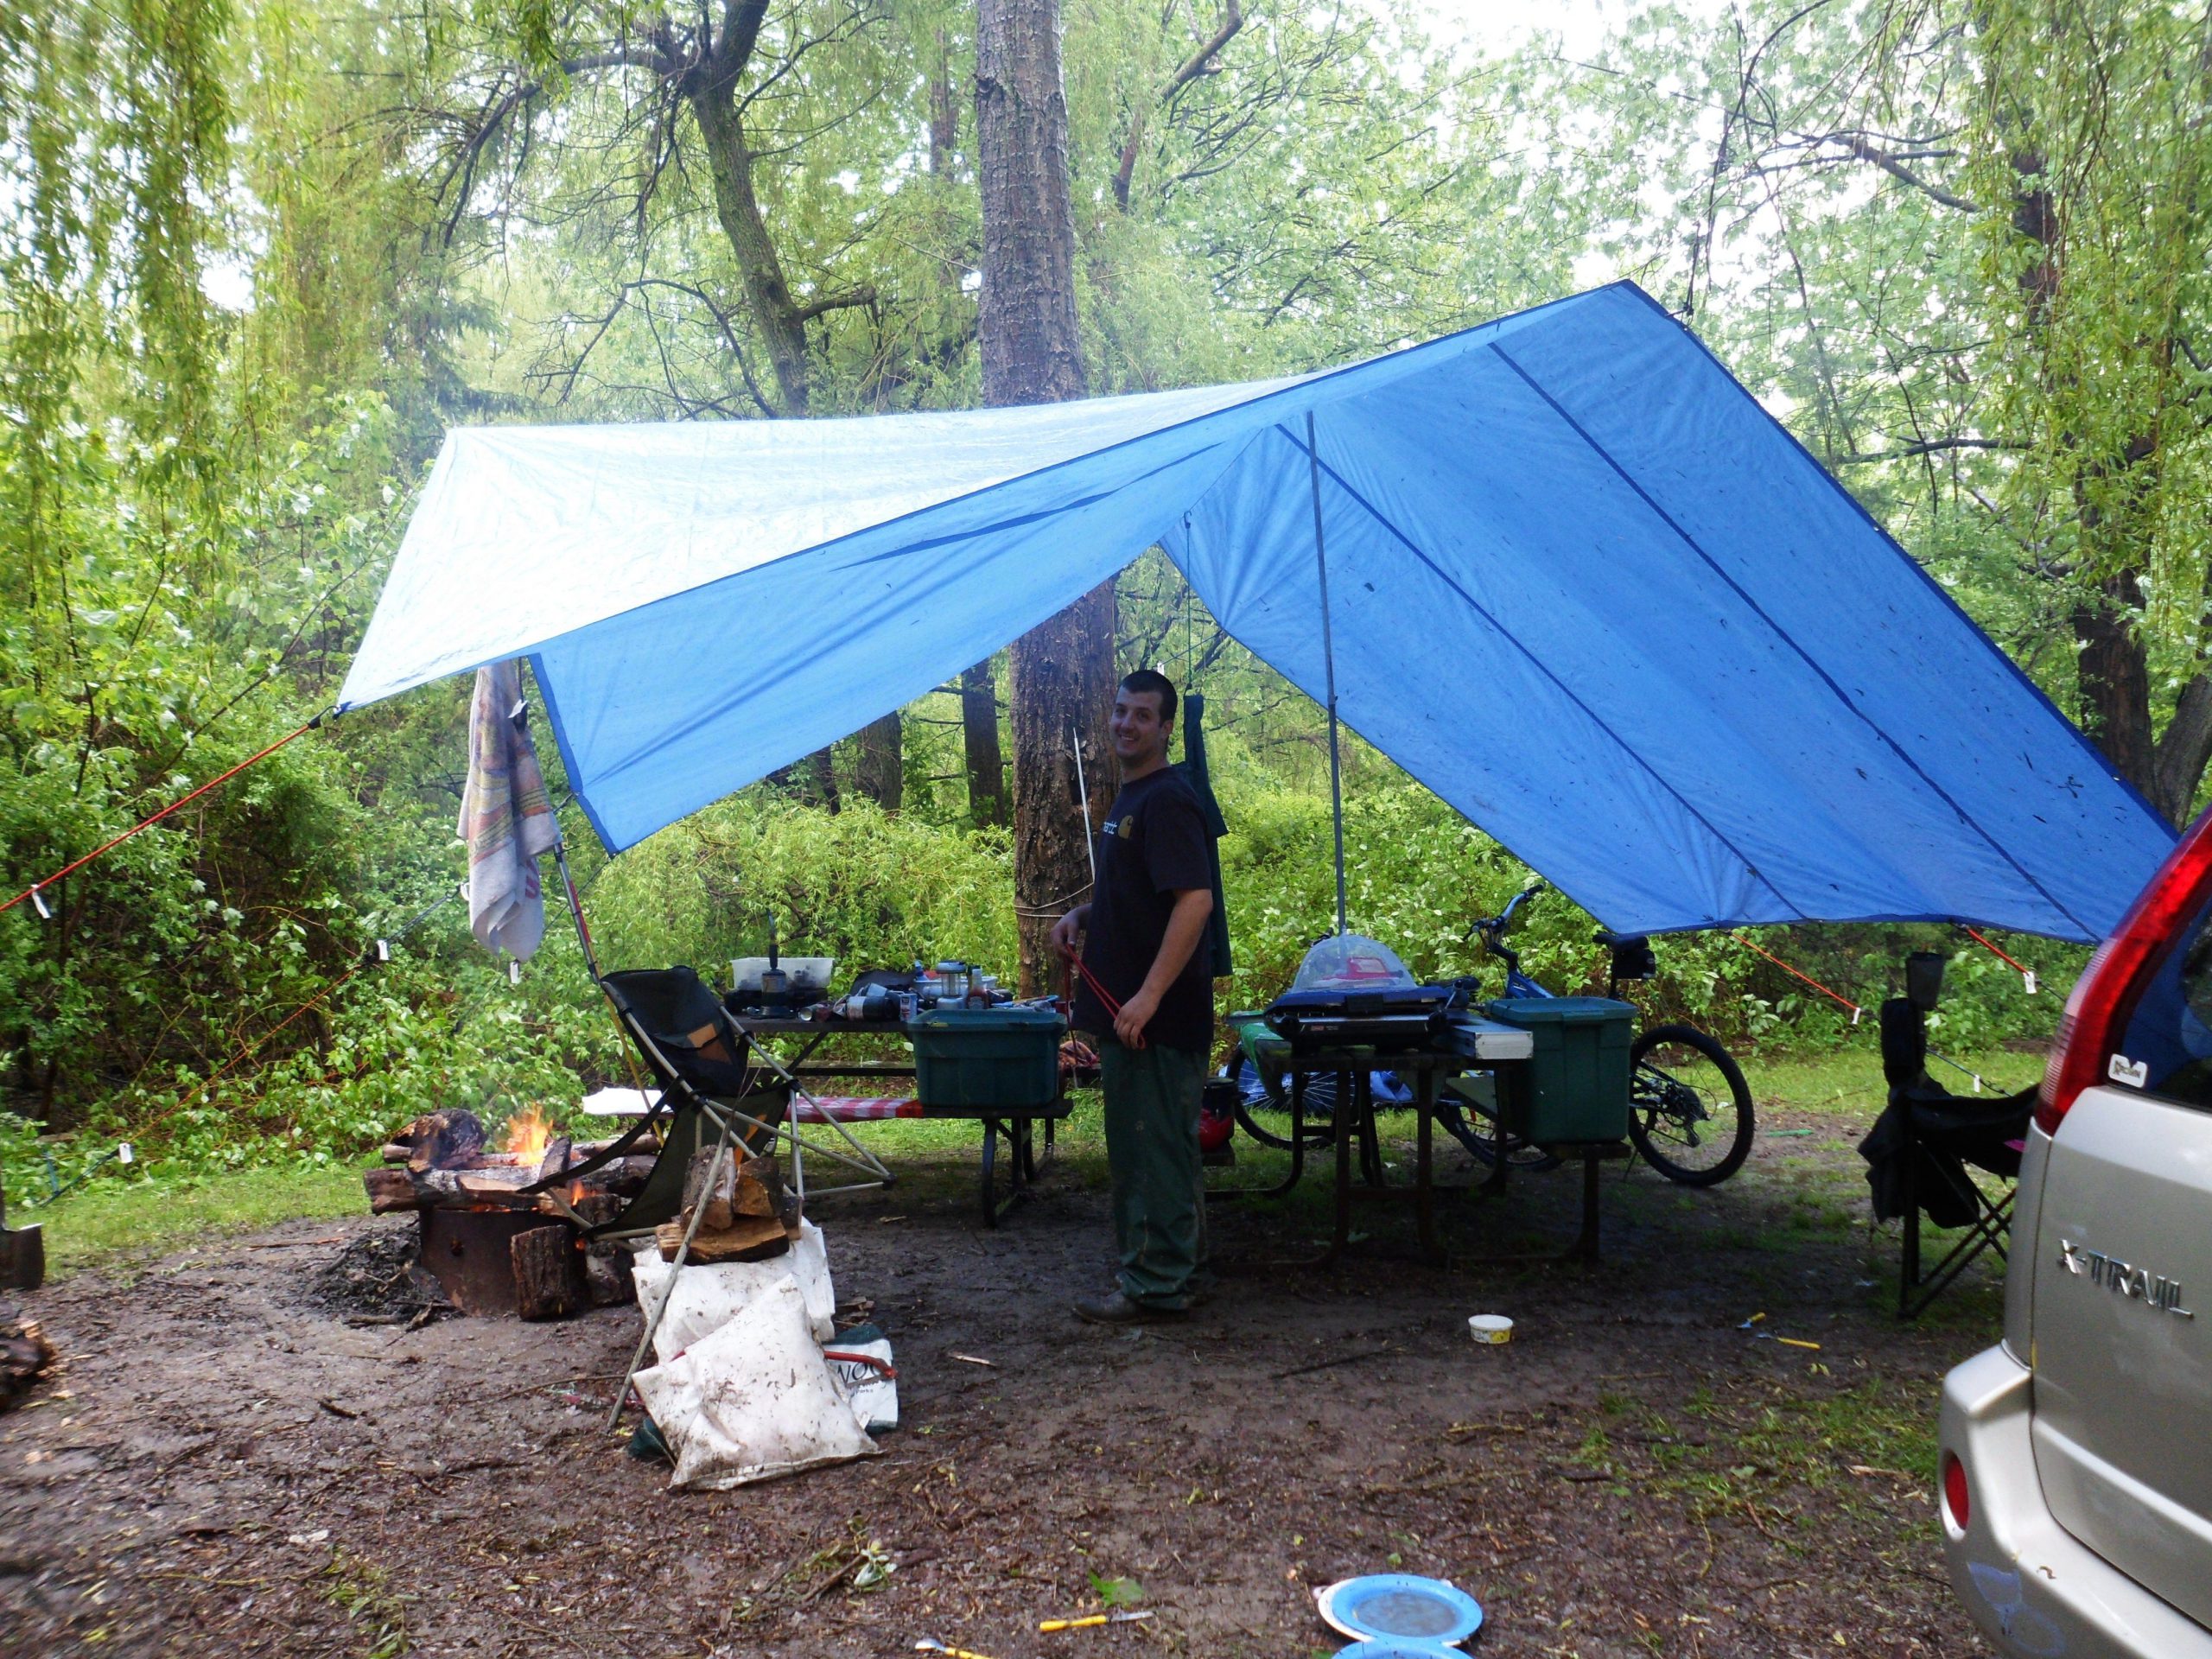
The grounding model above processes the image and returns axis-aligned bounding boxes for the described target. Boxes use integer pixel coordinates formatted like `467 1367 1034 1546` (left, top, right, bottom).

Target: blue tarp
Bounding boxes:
338 283 2173 943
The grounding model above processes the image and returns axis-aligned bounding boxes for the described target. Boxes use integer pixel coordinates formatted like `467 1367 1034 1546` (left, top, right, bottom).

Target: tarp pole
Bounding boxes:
1306 411 1348 936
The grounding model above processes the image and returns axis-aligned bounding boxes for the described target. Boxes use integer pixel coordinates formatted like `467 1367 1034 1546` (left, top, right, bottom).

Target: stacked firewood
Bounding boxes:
661 1148 801 1262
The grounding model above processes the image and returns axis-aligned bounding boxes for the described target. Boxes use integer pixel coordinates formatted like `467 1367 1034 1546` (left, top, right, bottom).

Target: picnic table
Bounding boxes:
1211 1020 1625 1265
730 1014 1069 1228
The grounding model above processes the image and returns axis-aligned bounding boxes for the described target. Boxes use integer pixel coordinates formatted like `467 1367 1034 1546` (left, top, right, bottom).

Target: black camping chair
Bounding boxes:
1858 953 2035 1319
587 966 789 1237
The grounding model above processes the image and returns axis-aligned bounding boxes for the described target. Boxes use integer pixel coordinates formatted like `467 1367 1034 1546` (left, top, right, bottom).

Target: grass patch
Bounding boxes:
1746 1046 2040 1120
23 1163 364 1277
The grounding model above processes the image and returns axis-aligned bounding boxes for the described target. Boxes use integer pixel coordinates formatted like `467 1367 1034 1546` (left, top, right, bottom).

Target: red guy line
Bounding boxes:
1729 931 1862 1018
2 713 327 917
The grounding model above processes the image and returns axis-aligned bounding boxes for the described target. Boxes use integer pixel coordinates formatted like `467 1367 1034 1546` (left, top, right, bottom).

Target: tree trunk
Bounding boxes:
2072 569 2155 798
929 30 958 174
855 712 903 810
808 747 841 814
976 0 1086 406
690 86 812 416
960 659 1009 827
976 0 1110 994
1008 583 1117 990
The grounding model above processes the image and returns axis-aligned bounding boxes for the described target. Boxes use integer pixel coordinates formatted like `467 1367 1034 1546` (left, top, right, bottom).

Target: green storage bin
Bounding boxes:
1483 996 1635 1142
907 1006 1066 1109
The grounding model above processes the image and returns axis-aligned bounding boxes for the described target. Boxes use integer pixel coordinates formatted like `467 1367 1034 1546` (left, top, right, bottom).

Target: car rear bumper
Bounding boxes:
1942 1344 2212 1657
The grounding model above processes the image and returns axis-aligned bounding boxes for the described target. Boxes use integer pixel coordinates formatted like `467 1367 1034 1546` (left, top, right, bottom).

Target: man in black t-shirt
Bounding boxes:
1052 670 1216 1323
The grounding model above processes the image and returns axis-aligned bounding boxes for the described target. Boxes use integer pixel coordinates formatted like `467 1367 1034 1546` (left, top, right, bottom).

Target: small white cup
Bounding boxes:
1468 1314 1514 1345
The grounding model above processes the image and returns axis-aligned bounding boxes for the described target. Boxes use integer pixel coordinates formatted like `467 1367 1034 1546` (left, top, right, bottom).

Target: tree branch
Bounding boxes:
791 285 878 322
1834 435 2024 464
1829 134 1980 212
1112 0 1243 211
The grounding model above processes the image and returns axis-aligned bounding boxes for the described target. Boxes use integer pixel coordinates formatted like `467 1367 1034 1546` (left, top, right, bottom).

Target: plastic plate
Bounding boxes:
1315 1573 1484 1646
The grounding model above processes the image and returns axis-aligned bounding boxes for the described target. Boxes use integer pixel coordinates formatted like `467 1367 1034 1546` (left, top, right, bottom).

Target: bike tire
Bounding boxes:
1223 1048 1336 1151
1627 1024 1754 1186
1435 1092 1562 1173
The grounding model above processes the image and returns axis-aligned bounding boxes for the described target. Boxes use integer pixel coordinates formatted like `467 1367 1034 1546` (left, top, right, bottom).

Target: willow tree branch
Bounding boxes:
1112 0 1243 211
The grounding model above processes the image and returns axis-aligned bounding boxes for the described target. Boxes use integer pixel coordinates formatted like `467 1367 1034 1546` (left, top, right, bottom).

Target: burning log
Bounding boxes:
364 1104 656 1318
404 1109 485 1173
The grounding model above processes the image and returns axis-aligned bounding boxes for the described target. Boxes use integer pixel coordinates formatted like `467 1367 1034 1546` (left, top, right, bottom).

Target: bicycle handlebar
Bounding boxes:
1469 879 1547 941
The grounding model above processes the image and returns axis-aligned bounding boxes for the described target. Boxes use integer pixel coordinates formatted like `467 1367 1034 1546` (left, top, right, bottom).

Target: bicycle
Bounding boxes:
1454 882 1755 1186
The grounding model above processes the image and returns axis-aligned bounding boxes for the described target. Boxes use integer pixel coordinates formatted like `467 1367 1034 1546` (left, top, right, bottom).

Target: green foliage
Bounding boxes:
0 0 2122 1207
592 794 1019 987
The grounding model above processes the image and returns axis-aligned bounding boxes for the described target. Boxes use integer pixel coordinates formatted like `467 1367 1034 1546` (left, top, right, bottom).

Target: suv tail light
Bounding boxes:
2038 807 2212 1134
1942 1451 1970 1529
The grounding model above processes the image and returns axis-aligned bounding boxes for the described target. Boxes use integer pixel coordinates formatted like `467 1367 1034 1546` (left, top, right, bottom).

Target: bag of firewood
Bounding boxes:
629 1218 834 1360
632 1277 879 1490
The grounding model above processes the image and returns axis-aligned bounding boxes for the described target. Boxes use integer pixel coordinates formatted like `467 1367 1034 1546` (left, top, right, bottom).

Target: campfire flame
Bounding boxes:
502 1103 554 1166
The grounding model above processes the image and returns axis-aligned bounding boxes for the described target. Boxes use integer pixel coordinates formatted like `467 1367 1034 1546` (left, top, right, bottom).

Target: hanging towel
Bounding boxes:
459 659 560 961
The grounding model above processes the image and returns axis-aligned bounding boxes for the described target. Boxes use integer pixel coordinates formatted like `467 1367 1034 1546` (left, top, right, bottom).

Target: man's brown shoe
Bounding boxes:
1072 1291 1188 1325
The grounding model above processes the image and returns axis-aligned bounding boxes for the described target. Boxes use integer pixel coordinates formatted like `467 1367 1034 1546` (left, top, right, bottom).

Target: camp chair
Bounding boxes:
1858 956 2034 1319
590 966 891 1235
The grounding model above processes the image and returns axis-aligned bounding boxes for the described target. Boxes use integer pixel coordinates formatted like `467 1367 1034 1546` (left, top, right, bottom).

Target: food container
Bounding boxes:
908 1005 1066 1109
1468 1314 1514 1344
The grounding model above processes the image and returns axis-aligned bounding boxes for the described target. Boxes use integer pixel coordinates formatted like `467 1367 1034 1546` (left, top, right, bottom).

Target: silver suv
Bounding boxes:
1941 811 2212 1656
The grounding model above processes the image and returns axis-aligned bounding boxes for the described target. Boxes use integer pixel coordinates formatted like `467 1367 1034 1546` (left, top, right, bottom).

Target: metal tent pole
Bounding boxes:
1306 410 1348 936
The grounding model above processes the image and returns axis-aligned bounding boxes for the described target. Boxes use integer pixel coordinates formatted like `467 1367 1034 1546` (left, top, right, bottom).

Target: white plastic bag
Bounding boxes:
630 1219 835 1361
632 1279 880 1490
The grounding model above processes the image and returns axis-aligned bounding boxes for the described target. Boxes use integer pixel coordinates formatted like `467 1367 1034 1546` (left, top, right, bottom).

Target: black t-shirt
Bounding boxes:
1075 766 1217 1052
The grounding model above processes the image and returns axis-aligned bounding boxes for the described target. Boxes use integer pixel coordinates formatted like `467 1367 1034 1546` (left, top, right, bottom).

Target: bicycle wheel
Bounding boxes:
1224 1049 1336 1151
1435 1089 1561 1173
1627 1024 1754 1186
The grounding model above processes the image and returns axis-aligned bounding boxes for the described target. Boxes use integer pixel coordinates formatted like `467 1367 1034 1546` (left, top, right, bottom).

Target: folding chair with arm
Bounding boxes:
1858 956 2035 1319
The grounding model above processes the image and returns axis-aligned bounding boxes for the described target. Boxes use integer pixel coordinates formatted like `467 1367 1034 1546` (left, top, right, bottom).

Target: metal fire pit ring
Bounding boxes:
419 1207 562 1317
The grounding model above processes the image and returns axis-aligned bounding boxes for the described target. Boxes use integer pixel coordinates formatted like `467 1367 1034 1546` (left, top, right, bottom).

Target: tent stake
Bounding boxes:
1306 411 1348 936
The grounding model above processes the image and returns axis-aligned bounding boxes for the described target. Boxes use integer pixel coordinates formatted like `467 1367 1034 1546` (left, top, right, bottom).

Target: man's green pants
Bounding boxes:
1100 1040 1207 1308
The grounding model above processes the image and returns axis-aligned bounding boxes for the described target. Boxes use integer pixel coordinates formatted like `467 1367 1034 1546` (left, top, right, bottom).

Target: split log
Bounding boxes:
0 1313 55 1411
403 1109 485 1173
456 1167 533 1197
0 1224 43 1293
656 1213 791 1262
533 1136 573 1185
573 1195 634 1306
682 1149 785 1231
364 1168 419 1214
511 1225 588 1321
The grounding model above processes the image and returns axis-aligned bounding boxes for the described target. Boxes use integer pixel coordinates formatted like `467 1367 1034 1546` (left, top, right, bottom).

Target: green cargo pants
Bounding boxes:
1101 1039 1207 1308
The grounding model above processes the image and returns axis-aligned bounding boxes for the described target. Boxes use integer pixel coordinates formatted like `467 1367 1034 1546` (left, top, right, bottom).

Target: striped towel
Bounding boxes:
458 660 560 962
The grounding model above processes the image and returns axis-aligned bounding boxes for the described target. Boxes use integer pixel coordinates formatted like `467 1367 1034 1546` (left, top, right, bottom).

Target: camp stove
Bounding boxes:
1261 984 1452 1052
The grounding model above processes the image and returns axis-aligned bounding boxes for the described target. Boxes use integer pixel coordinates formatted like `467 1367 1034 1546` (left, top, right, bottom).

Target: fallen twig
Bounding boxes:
1274 1347 1399 1380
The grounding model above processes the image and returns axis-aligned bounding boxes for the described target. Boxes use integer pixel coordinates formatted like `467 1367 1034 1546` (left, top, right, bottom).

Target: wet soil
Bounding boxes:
0 1101 1997 1658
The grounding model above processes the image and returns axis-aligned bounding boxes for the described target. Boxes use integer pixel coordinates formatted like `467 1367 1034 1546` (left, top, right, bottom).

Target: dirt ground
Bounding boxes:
0 1099 1999 1659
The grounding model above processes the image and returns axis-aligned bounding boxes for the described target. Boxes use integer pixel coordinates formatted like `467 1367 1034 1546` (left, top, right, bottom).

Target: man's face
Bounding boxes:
1110 686 1171 771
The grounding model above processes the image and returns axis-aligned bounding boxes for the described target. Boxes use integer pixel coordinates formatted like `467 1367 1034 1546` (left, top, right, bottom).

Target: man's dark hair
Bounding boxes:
1118 668 1178 728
